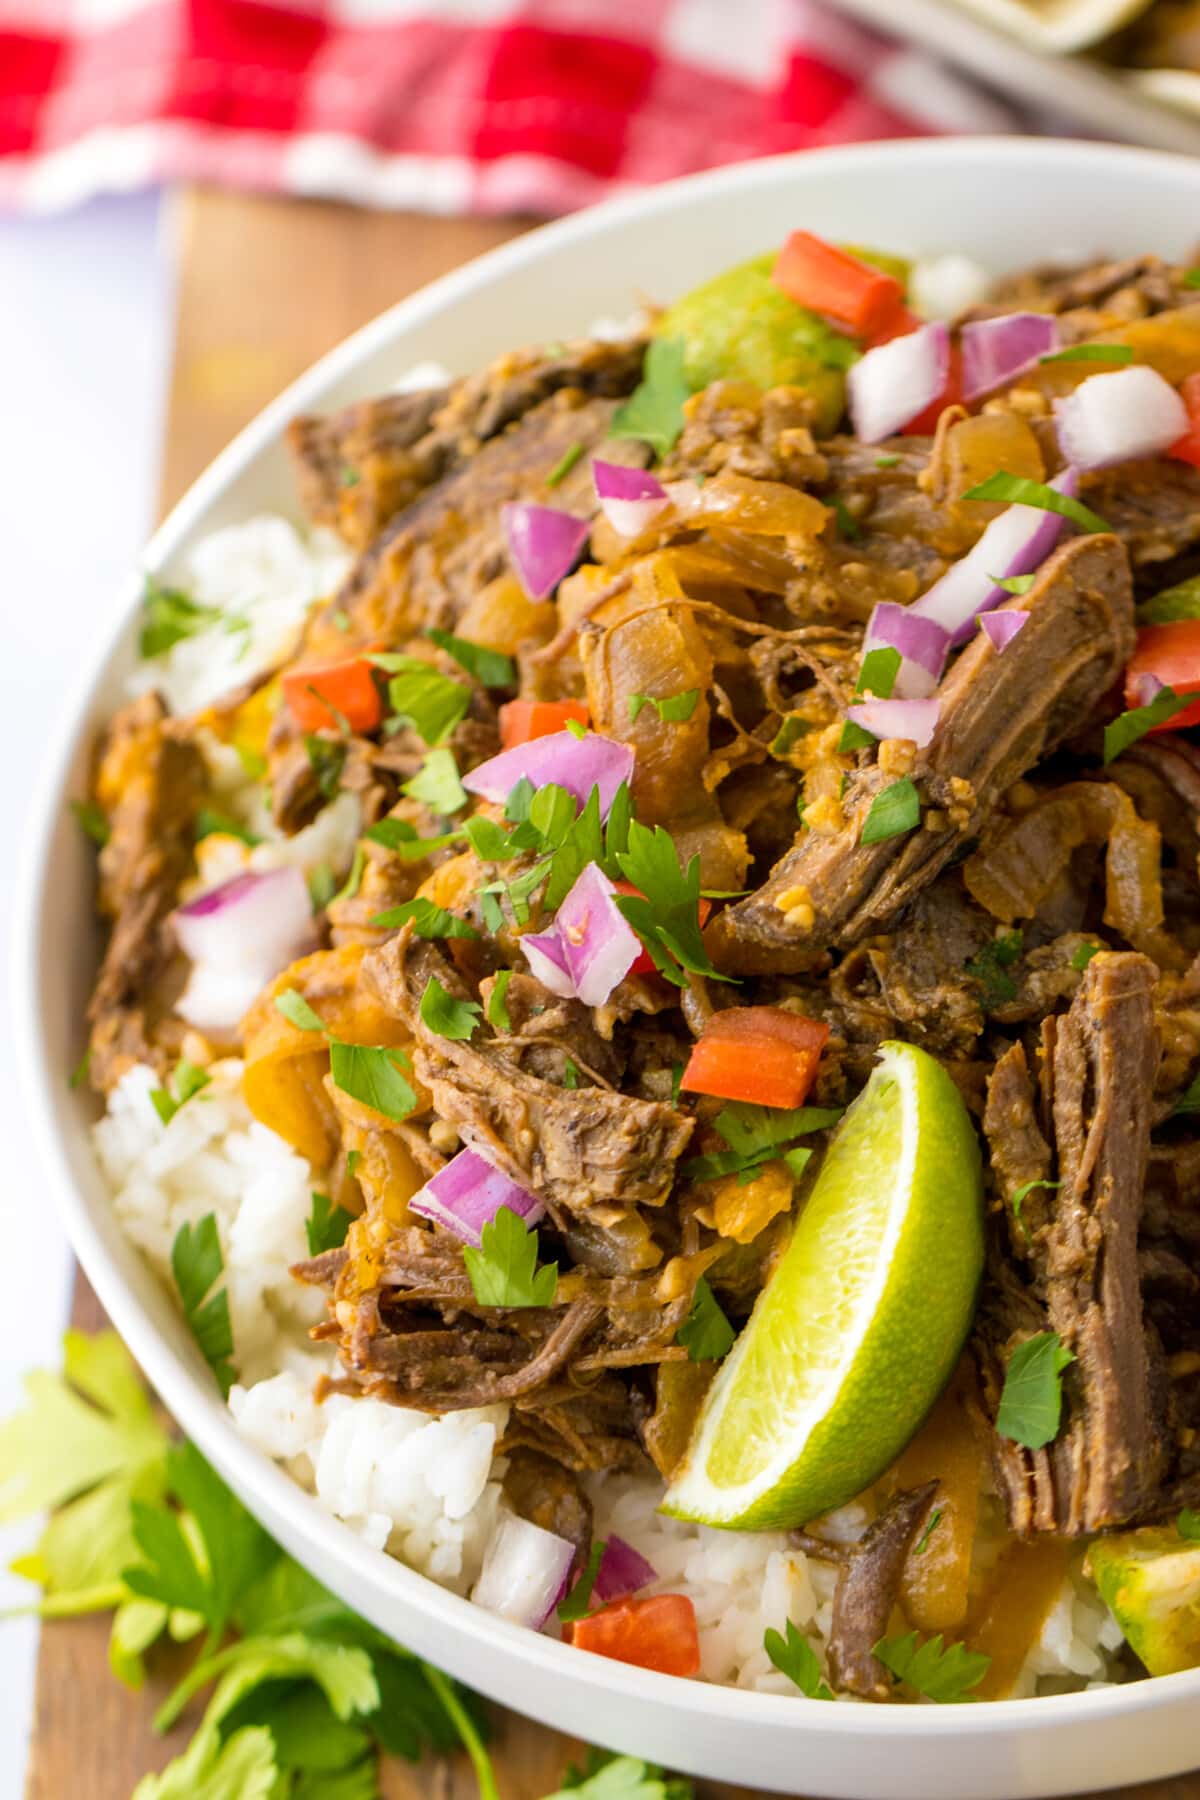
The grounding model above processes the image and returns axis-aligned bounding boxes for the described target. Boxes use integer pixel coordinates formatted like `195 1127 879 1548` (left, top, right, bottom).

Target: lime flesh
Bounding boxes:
662 1041 984 1531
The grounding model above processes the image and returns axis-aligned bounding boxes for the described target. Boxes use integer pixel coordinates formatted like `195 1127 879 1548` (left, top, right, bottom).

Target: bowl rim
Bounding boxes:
18 133 1200 1740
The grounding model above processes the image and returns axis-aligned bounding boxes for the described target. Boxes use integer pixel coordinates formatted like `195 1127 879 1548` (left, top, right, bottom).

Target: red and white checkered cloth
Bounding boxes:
0 1 1016 214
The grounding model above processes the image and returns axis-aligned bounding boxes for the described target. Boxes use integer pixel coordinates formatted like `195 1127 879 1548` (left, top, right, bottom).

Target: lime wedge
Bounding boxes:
663 1041 984 1531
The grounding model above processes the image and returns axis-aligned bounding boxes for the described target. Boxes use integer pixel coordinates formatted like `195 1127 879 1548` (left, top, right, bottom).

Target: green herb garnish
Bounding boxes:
1173 1071 1200 1116
329 1043 417 1121
463 1206 558 1309
402 747 468 815
614 819 731 990
683 1101 841 1183
677 1277 735 1363
68 1047 92 1091
763 1621 833 1699
274 989 325 1032
305 1192 354 1256
961 472 1110 535
611 337 691 459
1010 1177 1061 1245
364 816 466 858
992 573 1036 597
428 629 516 689
1184 270 1200 290
628 689 700 724
139 575 222 659
307 860 336 909
770 714 813 757
965 928 1024 1009
860 775 921 845
914 1509 943 1556
419 974 481 1041
833 496 862 542
71 799 110 846
1179 1508 1200 1540
303 733 346 801
170 1215 236 1398
1103 684 1194 764
149 1057 211 1127
557 1540 605 1623
487 970 514 1031
372 654 470 745
839 645 901 753
545 442 585 489
1138 574 1200 626
194 807 258 846
1039 342 1133 366
371 897 479 939
996 1330 1075 1450
1070 941 1101 971
874 453 901 469
874 1630 990 1703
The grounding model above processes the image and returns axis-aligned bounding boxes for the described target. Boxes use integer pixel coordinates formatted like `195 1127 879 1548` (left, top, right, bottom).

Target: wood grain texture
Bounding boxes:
24 185 1200 1800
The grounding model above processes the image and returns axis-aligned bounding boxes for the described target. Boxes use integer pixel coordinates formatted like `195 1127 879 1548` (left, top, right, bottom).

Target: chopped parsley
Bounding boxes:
1178 1508 1200 1540
614 819 732 989
839 645 901 753
1070 940 1101 971
545 441 585 489
1039 342 1133 365
1103 684 1194 764
996 1330 1075 1450
611 336 691 459
373 654 470 745
332 843 365 904
149 1057 211 1127
628 689 700 724
303 732 346 800
370 897 479 939
170 1214 236 1397
364 816 466 858
462 1205 558 1309
487 969 514 1031
1138 574 1200 626
305 1192 354 1256
833 496 862 542
874 1630 990 1703
346 1148 361 1181
965 928 1024 1010
139 574 221 659
71 799 110 846
419 974 481 1041
68 1047 92 1090
683 1101 841 1183
332 607 352 631
194 806 258 846
562 1057 580 1089
565 716 587 739
961 472 1111 535
556 1539 605 1623
1010 1177 1061 1244
670 1061 685 1107
771 714 813 757
427 628 515 689
307 861 336 909
1185 270 1200 290
763 1621 833 1699
992 573 1035 596
874 452 901 469
860 776 920 845
914 1509 943 1556
1172 1072 1200 1116
402 747 469 815
328 1043 417 1121
677 1278 735 1363
274 989 325 1032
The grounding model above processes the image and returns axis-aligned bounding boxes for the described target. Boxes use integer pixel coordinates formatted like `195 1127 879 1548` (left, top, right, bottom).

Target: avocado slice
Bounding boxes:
1088 1527 1200 1677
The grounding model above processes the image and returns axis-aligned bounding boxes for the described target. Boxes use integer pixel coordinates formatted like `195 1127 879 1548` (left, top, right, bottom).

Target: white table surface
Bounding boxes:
0 188 171 1795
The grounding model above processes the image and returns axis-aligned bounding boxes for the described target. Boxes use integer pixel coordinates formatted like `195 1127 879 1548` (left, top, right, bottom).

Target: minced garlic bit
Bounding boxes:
429 1120 460 1155
878 737 917 779
776 883 816 929
801 794 844 837
947 774 975 830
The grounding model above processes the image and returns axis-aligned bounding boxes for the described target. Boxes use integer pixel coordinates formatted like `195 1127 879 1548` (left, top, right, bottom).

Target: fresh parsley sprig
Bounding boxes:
305 1192 354 1256
996 1330 1075 1450
1103 684 1194 764
463 1205 558 1309
611 337 691 459
557 1540 606 1623
614 819 731 988
763 1620 833 1699
628 690 700 724
420 974 482 1041
860 776 920 845
150 1056 211 1126
677 1277 735 1362
372 654 470 745
874 1629 990 1702
273 989 418 1122
170 1215 236 1399
427 629 515 689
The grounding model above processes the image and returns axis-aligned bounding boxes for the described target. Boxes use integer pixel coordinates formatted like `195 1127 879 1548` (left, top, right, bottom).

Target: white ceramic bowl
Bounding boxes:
19 139 1200 1799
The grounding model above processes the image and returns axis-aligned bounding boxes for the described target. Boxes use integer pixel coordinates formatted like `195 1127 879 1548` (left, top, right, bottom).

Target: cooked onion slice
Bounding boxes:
502 502 591 601
409 1146 544 1245
555 862 642 1006
592 459 668 538
961 313 1058 402
845 697 939 747
1055 365 1189 471
593 1535 658 1605
520 927 576 997
979 610 1029 653
848 321 949 444
462 730 634 817
910 468 1078 647
472 1513 576 1630
172 867 315 1035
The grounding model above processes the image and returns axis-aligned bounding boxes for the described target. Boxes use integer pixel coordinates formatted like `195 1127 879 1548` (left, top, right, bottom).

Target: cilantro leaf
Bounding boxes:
150 1056 212 1126
549 1751 694 1798
274 989 326 1032
1103 684 1194 764
683 1102 841 1182
1039 342 1133 365
129 1722 277 1799
194 807 259 846
860 776 920 845
370 897 479 939
1070 941 1101 971
328 1044 417 1122
614 819 732 989
372 655 470 744
763 1620 833 1699
487 969 514 1030
427 629 515 689
628 689 700 724
419 974 482 1041
562 1056 581 1089
771 715 813 757
363 816 465 858
71 798 110 845
304 733 347 801
839 646 901 753
1179 1509 1200 1541
611 337 691 459
170 1215 236 1398
677 1278 735 1362
996 1330 1075 1450
961 472 1111 535
874 1629 990 1702
401 747 468 814
308 862 337 909
992 573 1035 596
463 1205 558 1309
1172 1071 1200 1116
1009 1177 1061 1244
557 1539 605 1623
139 574 222 660
306 1193 354 1256
965 928 1024 1010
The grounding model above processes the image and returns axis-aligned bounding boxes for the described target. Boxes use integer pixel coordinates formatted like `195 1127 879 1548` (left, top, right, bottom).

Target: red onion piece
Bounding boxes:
961 313 1059 403
472 1513 576 1630
593 1534 657 1605
409 1146 544 1245
172 867 316 1035
848 321 949 444
863 601 950 698
555 862 641 1006
1130 670 1165 707
462 730 634 818
520 928 576 997
1055 366 1189 472
845 697 940 747
910 467 1078 648
979 610 1029 653
593 459 668 538
501 503 591 601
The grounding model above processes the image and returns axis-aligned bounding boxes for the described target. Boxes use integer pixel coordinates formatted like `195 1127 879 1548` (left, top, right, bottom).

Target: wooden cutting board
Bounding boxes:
22 186 1200 1800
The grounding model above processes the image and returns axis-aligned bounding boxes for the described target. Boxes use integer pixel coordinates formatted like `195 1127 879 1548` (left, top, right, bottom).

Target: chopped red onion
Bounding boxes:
1130 670 1165 708
593 459 668 538
961 313 1059 403
172 867 316 1035
848 321 949 444
1055 366 1189 472
845 697 940 748
863 601 950 698
910 468 1078 648
979 610 1029 653
555 862 641 1006
593 1535 657 1605
472 1513 576 1630
409 1146 544 1245
502 503 591 601
462 730 634 818
520 927 576 997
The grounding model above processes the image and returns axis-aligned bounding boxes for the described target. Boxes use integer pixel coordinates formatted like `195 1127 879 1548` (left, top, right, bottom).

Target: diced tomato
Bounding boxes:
1169 372 1200 469
681 1006 830 1109
772 231 905 342
1125 620 1200 733
900 343 964 437
499 698 590 749
613 880 711 977
864 303 922 350
282 655 382 734
566 1594 700 1677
